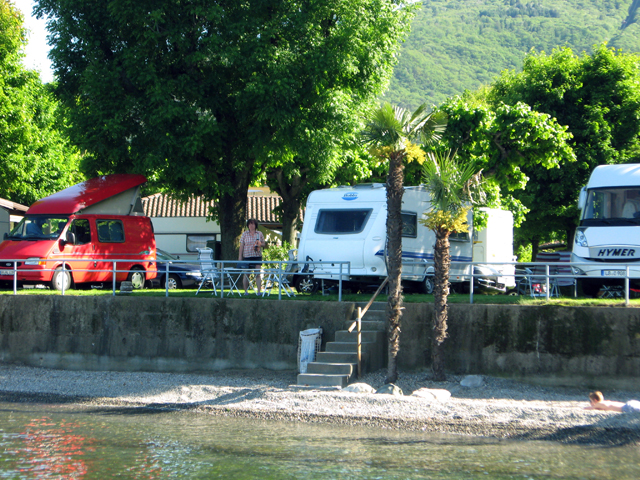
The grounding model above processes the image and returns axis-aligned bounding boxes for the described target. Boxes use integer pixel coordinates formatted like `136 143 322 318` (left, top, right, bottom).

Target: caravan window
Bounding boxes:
401 212 417 238
315 209 372 234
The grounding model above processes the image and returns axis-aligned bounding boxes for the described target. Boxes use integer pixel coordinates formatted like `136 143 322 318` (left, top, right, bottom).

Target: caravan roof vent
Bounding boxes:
354 183 385 189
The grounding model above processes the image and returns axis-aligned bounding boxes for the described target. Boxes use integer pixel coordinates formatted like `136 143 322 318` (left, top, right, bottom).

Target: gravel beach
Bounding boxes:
1 363 639 446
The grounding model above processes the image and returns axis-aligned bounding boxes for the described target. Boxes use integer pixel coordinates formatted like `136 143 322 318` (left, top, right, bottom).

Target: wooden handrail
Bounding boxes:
347 276 389 378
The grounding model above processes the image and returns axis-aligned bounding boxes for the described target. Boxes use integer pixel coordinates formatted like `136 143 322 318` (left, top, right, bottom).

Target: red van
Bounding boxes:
0 174 157 290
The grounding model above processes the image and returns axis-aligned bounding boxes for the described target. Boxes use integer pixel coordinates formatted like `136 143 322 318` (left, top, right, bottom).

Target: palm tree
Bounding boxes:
420 151 484 381
362 102 447 383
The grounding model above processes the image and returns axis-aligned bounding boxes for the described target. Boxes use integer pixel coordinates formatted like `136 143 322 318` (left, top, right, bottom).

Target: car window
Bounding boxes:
70 219 92 245
97 220 125 243
156 250 174 261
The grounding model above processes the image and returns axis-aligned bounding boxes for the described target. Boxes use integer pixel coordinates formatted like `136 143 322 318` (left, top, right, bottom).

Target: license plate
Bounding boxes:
602 270 625 277
0 269 14 276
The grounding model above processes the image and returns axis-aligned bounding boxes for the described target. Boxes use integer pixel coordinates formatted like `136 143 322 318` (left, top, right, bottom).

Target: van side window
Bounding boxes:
97 220 125 243
401 212 417 238
70 219 92 245
315 209 372 234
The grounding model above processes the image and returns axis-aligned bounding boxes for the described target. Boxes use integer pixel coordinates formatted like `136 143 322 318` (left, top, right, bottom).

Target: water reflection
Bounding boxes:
0 403 639 479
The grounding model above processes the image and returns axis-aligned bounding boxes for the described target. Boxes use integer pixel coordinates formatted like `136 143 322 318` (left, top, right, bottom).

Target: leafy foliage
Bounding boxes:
386 0 640 110
37 0 413 258
487 44 640 253
434 93 576 230
0 0 81 205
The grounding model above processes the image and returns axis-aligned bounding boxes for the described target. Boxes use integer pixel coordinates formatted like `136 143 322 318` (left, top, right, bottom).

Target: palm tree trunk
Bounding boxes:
385 151 405 384
432 226 450 381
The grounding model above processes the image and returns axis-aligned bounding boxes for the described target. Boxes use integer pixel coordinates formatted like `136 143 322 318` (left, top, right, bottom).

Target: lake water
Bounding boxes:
1 402 639 479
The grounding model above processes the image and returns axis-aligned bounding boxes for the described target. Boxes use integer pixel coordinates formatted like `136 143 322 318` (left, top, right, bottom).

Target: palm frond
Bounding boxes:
422 151 485 213
361 102 405 150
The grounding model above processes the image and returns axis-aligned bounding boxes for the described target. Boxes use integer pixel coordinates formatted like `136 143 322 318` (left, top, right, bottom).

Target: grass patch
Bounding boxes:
2 286 639 307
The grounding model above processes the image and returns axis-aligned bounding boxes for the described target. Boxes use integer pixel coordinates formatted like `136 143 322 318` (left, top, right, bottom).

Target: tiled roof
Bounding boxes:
142 193 215 218
142 192 302 225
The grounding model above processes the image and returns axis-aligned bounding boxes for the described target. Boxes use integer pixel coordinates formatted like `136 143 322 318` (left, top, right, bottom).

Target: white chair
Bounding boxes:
195 248 220 295
555 251 577 297
521 251 560 298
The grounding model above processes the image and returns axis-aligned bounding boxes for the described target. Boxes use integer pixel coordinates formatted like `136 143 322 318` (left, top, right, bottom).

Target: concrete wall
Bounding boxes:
0 296 638 386
400 303 640 388
0 296 353 373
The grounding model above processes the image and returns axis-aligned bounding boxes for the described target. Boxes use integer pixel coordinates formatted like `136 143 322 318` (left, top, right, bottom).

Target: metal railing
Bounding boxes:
0 258 351 300
2 256 639 306
346 277 389 379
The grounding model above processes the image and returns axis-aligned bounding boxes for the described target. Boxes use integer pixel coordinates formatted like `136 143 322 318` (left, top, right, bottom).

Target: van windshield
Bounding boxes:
581 187 640 226
315 209 372 234
8 216 69 240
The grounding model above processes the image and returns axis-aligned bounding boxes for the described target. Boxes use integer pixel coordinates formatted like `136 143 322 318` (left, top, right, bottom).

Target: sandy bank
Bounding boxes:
1 364 638 446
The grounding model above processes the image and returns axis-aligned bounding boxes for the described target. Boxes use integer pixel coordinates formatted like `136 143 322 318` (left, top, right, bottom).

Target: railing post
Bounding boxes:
61 261 66 295
357 306 362 379
12 260 17 295
220 260 225 298
545 264 550 301
112 261 117 296
469 262 474 304
278 262 282 301
165 262 169 297
338 263 343 302
625 265 630 307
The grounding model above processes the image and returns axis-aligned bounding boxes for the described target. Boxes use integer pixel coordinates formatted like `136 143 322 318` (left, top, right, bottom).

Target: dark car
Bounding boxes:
152 249 207 289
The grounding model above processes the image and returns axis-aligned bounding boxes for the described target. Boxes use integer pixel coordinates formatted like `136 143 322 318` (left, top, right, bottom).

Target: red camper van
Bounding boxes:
0 174 157 290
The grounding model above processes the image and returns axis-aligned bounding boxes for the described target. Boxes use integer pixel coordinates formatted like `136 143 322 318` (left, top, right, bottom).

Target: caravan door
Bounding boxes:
302 207 379 277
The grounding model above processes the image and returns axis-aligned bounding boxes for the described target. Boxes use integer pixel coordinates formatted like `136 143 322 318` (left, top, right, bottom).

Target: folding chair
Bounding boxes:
522 251 560 298
556 251 577 297
195 247 220 295
262 265 296 297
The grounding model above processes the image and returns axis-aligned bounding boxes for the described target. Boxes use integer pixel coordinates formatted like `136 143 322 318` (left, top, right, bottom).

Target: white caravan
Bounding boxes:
295 184 515 293
573 163 640 296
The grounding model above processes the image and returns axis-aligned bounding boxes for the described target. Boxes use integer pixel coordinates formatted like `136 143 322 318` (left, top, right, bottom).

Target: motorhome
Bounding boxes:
295 184 515 293
0 174 157 290
573 163 640 296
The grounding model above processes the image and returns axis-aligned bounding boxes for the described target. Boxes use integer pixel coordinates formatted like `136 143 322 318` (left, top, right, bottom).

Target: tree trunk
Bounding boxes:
432 227 451 381
531 236 540 263
385 151 405 384
268 168 306 247
217 158 254 260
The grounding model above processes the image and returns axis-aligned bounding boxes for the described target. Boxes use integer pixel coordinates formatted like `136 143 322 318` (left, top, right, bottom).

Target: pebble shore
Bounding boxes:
1 363 639 446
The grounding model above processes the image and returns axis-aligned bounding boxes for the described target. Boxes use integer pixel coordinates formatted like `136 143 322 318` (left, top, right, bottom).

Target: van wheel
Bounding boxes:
164 274 181 290
420 276 434 294
295 276 319 294
128 267 146 289
51 268 72 291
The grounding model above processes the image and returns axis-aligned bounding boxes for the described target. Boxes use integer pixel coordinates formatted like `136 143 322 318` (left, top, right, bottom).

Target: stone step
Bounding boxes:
325 341 376 353
297 373 349 388
306 362 355 376
354 301 386 311
334 330 383 343
315 351 364 364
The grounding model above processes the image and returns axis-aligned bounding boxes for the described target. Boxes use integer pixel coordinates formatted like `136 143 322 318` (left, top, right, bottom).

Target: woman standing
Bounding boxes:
239 218 266 295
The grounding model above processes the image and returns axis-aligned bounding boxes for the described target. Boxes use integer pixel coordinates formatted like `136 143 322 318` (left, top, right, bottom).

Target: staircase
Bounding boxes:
297 302 387 388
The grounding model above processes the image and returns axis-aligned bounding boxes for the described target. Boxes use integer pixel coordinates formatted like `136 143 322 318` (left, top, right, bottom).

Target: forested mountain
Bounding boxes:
385 0 640 109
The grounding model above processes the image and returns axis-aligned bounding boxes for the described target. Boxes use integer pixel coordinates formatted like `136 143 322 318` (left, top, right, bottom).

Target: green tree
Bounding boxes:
487 45 640 256
437 94 576 233
37 0 414 259
0 0 81 205
362 102 446 384
420 151 484 381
